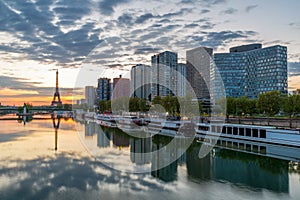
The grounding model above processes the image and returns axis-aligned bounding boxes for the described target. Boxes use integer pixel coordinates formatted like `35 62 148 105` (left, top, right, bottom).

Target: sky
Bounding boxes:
0 0 300 106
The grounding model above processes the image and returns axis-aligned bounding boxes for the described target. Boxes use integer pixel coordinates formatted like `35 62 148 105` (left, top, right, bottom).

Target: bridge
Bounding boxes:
0 106 70 114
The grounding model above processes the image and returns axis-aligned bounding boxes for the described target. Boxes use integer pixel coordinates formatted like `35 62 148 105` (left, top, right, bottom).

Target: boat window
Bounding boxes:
253 145 259 153
217 140 221 145
239 128 244 136
260 146 266 154
233 142 238 149
211 125 216 132
221 141 226 147
227 127 232 134
228 141 233 148
239 143 245 150
222 127 226 134
253 129 258 137
199 126 209 131
246 144 251 151
253 131 258 137
233 127 238 135
246 128 251 137
246 130 251 137
260 130 266 138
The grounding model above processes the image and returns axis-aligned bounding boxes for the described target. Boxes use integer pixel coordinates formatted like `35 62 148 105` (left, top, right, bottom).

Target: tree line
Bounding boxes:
225 90 300 118
97 95 202 117
96 90 300 120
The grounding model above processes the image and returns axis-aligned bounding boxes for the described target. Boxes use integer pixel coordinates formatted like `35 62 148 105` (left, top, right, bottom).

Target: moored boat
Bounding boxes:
196 122 300 147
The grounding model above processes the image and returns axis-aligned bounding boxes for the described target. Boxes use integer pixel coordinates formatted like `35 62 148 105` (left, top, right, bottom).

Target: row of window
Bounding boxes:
198 125 267 139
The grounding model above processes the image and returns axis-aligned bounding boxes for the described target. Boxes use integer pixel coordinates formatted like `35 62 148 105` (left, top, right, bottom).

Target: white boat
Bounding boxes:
95 114 115 122
196 122 300 147
196 134 300 162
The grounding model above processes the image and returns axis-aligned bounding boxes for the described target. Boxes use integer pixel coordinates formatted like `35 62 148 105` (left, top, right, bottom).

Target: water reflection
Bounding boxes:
52 116 60 151
82 120 296 193
1 118 299 199
187 143 289 192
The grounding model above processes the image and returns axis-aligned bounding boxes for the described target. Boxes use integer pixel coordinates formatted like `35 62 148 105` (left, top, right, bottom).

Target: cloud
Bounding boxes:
98 0 130 16
135 13 155 24
134 47 162 55
0 0 102 66
200 9 211 14
0 75 41 90
245 5 258 13
288 62 300 77
189 30 258 48
202 0 227 6
289 22 300 29
221 8 238 15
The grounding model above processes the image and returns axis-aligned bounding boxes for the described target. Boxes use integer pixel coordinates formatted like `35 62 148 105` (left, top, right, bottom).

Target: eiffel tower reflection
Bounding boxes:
52 114 61 151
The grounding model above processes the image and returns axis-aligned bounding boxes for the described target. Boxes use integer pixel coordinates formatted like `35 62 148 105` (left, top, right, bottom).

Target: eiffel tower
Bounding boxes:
51 69 62 107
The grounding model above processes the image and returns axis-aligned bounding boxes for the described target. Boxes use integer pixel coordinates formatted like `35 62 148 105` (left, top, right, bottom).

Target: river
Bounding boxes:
0 117 299 200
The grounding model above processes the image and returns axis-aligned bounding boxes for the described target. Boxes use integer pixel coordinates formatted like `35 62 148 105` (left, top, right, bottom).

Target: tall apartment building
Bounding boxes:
113 75 130 100
96 78 111 101
85 86 96 108
151 51 178 98
130 64 151 100
214 44 288 98
186 47 213 101
177 63 187 97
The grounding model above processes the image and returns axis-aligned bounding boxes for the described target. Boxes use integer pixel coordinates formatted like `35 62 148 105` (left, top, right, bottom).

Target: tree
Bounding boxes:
129 97 139 112
98 100 106 113
282 94 300 127
245 98 257 117
162 95 173 115
257 91 283 125
226 97 236 118
139 99 148 112
152 96 162 105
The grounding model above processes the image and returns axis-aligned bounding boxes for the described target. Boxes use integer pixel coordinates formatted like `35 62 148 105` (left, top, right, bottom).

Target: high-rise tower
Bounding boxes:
51 69 62 107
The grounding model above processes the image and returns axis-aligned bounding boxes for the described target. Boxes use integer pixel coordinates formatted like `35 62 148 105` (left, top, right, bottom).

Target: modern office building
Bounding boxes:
96 78 111 101
130 64 151 100
151 51 178 98
177 63 187 97
113 75 130 100
85 86 96 108
214 44 288 98
186 47 213 101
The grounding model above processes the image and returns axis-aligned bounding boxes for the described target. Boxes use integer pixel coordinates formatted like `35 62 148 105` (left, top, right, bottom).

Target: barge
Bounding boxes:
196 122 300 147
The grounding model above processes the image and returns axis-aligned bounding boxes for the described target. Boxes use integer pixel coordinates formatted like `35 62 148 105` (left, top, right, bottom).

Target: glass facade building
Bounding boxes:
151 51 178 98
130 64 151 100
97 78 111 101
177 63 187 97
186 47 213 101
214 44 288 98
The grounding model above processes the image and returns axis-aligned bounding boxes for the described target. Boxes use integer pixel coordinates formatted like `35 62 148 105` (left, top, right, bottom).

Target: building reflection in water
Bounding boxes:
130 137 152 165
85 121 97 137
186 142 289 193
52 115 61 151
92 122 290 192
151 137 190 182
97 127 111 148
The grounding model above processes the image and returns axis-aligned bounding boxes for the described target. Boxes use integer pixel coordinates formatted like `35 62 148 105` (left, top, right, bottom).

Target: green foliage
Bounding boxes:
98 100 106 112
129 97 140 112
63 104 72 110
139 98 148 112
257 91 283 117
282 94 300 117
226 97 236 117
152 96 162 105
